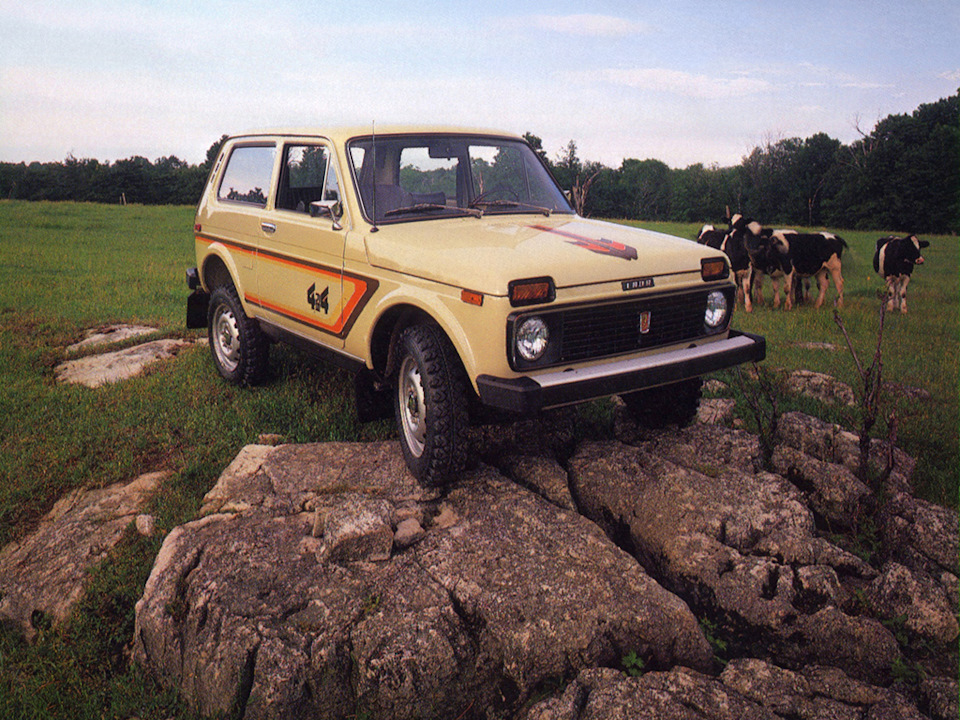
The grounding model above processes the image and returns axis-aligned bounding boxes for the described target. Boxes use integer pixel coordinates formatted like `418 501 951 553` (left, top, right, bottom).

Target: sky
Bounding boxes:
1 0 958 170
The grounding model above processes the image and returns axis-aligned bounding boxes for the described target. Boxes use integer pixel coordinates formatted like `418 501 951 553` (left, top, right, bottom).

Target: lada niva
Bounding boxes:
186 126 765 485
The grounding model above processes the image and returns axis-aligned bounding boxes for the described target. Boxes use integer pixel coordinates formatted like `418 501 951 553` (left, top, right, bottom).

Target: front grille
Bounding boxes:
559 291 711 363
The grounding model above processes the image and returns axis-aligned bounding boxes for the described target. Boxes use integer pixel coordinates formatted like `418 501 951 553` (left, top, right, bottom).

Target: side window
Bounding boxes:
277 144 340 212
323 157 340 203
217 145 275 206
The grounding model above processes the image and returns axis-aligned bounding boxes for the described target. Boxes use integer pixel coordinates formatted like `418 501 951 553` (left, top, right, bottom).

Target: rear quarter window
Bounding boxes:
217 144 276 207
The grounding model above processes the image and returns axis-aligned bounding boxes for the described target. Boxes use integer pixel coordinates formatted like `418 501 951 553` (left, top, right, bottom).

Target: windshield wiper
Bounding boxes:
469 200 552 217
383 203 482 218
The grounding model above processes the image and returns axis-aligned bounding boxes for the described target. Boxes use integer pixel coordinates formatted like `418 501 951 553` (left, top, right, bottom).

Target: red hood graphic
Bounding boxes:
529 224 639 261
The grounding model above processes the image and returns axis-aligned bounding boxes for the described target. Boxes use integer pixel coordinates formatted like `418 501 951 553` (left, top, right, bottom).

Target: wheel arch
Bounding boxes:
368 302 476 391
200 250 239 293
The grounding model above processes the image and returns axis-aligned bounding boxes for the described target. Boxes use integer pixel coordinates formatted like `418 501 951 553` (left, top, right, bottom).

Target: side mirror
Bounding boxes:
310 200 343 230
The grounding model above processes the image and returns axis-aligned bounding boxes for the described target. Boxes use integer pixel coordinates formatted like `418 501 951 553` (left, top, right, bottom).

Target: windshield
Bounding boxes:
347 134 574 223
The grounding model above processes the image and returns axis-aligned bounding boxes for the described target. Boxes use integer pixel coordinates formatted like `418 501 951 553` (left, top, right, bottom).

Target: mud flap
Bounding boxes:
186 289 209 329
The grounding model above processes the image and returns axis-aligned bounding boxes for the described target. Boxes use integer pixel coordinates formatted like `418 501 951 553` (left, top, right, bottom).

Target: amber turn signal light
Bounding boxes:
508 277 555 307
701 258 728 281
461 289 484 306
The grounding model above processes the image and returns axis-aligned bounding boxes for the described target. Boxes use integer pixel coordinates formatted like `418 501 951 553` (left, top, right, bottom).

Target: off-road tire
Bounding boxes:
207 284 269 386
621 377 702 429
394 324 469 486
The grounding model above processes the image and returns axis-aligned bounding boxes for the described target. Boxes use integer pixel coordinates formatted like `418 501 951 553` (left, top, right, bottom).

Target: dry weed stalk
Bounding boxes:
833 297 898 488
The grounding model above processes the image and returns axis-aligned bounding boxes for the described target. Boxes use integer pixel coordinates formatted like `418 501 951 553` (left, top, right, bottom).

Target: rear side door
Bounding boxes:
199 142 277 301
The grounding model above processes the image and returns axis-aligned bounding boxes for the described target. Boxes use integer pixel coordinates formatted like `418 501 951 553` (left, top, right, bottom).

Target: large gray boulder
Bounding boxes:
133 444 711 719
567 426 899 680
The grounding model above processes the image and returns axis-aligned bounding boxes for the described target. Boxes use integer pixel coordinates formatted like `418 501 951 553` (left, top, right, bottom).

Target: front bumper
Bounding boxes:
476 330 765 414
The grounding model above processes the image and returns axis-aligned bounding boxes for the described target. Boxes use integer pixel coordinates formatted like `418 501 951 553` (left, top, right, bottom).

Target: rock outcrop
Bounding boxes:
521 659 934 720
567 428 898 681
129 407 958 719
0 471 166 640
55 337 196 387
134 443 712 719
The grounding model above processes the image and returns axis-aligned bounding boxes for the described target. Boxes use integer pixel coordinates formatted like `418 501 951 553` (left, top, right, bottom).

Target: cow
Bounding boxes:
785 231 848 309
721 214 755 310
729 219 847 310
873 234 929 313
696 223 727 250
744 227 797 309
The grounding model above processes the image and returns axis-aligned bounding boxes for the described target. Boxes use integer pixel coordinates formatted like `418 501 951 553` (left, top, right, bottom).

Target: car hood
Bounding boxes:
363 216 719 295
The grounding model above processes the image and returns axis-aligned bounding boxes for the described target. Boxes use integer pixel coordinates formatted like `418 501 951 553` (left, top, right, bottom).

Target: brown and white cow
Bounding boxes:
873 234 929 313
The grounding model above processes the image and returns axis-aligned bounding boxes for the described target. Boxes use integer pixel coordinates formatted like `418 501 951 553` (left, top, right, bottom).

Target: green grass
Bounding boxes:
626 220 959 507
0 200 393 719
0 202 955 718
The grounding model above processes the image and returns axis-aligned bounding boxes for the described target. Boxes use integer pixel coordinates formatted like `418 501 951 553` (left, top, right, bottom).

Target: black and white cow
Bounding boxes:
746 227 797 309
785 231 848 309
721 215 755 310
730 219 847 310
696 223 728 250
873 234 929 313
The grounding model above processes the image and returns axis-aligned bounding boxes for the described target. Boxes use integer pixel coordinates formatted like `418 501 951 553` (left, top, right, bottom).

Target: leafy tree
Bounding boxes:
522 132 548 164
0 96 955 234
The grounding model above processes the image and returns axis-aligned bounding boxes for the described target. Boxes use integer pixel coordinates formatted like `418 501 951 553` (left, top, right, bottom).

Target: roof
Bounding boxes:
226 125 525 145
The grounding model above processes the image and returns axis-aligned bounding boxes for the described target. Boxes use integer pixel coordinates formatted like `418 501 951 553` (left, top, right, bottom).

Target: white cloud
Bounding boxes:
567 68 772 99
840 81 895 90
527 14 649 37
938 69 960 81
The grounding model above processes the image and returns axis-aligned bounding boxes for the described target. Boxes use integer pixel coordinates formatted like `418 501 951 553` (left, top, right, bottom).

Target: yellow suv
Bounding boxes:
186 126 764 484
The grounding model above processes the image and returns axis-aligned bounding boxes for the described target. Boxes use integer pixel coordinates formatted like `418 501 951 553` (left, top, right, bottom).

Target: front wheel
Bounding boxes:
394 325 469 486
621 377 702 429
207 284 269 386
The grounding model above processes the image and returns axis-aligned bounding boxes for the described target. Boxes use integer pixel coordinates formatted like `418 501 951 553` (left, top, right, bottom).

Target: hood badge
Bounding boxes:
622 277 654 291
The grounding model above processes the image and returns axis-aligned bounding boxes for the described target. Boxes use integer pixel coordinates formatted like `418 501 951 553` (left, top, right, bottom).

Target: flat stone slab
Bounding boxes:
66 324 159 354
0 471 166 640
55 338 194 387
785 369 855 406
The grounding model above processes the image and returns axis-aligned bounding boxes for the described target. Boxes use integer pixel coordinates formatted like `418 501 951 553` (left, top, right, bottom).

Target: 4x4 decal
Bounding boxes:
248 250 378 338
307 283 330 314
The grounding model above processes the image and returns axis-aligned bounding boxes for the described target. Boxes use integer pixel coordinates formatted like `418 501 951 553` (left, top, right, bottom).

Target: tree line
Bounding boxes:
1 92 956 233
539 91 958 234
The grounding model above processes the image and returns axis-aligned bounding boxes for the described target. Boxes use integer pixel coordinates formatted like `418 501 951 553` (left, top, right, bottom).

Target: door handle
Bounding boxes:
261 222 277 233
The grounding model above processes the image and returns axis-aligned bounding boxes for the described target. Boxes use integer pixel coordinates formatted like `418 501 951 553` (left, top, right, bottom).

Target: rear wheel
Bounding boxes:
621 377 702 428
208 284 269 386
394 325 469 486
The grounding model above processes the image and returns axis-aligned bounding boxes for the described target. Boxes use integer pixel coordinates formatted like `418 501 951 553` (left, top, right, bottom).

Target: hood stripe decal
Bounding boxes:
529 224 638 261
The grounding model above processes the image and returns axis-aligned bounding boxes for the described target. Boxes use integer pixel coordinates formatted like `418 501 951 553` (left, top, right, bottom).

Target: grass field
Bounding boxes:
627 220 959 508
0 201 956 718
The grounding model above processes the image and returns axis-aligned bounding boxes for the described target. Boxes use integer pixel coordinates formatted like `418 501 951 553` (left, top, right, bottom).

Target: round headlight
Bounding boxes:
704 290 728 329
516 316 549 362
